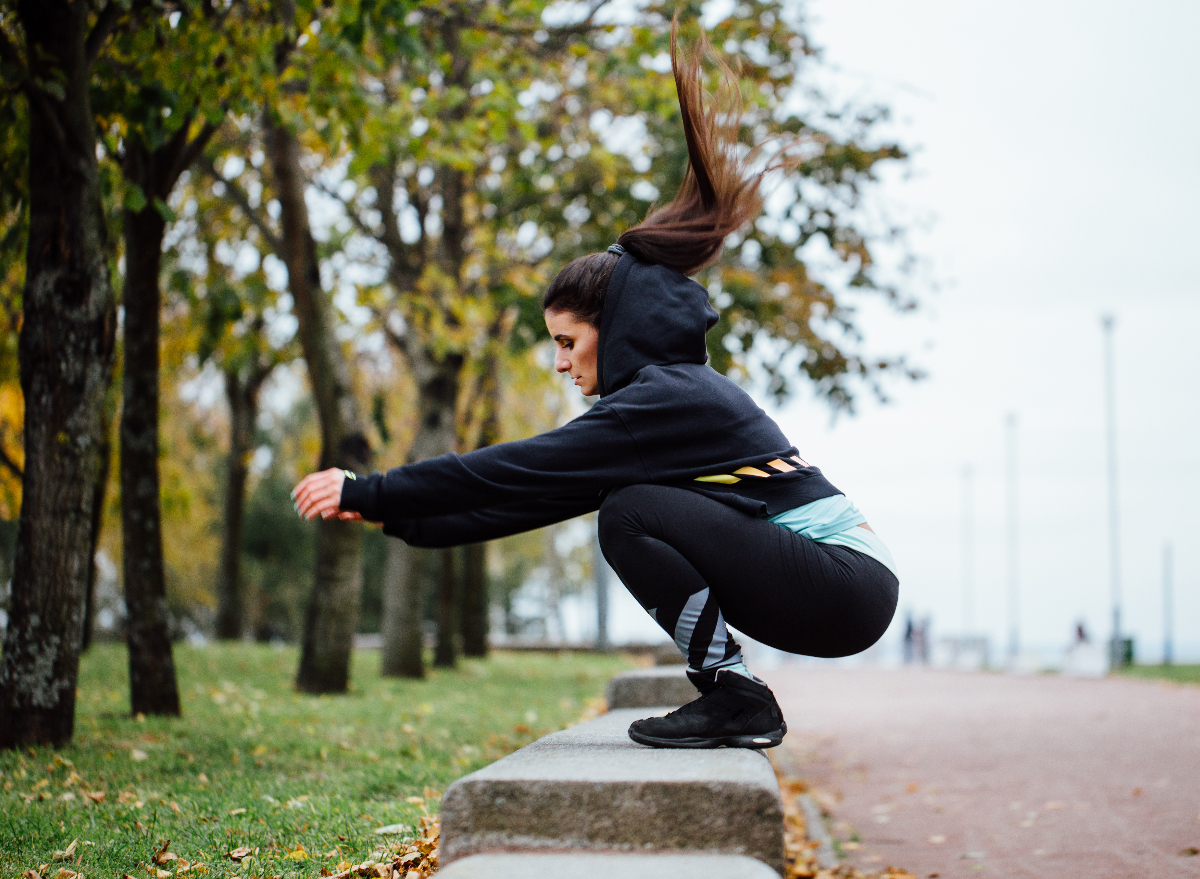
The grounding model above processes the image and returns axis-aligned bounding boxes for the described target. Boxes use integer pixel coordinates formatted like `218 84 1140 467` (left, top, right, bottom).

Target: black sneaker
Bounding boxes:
627 669 787 749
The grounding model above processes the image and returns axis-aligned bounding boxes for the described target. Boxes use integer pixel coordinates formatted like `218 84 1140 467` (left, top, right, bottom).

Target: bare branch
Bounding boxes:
168 119 221 189
0 439 23 480
309 175 382 243
85 0 125 70
0 21 23 70
199 155 283 253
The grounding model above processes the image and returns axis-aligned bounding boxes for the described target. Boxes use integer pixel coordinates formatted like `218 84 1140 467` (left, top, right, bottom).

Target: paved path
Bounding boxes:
765 667 1200 878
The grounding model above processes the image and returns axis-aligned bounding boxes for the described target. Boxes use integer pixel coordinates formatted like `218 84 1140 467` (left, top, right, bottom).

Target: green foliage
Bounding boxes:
241 469 315 642
1119 664 1200 686
0 644 633 876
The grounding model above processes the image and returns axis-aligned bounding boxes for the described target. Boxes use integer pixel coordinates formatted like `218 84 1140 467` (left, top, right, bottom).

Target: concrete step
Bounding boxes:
438 852 781 878
605 666 698 710
440 708 784 874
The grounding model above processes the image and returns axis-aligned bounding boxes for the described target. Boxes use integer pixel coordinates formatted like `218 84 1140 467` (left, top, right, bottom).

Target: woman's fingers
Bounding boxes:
291 468 347 520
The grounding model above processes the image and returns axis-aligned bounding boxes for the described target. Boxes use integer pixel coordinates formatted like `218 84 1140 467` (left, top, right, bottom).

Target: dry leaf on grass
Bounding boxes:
227 845 253 861
152 840 179 865
22 871 40 879
51 839 78 862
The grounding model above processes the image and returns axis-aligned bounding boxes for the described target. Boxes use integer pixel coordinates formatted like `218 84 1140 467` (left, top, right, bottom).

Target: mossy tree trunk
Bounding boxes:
267 112 371 694
0 0 118 747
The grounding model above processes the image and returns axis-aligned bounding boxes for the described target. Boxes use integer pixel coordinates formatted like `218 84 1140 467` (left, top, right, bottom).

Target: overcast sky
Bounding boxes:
753 0 1200 663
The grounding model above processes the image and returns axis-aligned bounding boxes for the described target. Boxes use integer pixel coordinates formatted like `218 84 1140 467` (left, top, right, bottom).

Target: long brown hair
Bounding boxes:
543 16 776 325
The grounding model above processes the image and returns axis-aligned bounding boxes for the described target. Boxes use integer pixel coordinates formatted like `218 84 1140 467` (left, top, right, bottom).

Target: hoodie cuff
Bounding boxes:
340 471 383 521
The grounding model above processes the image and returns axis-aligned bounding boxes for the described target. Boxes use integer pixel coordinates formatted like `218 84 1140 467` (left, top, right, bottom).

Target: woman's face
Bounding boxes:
545 309 600 396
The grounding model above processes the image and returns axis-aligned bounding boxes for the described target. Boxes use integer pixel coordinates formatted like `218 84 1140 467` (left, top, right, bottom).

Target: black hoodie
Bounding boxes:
340 253 842 547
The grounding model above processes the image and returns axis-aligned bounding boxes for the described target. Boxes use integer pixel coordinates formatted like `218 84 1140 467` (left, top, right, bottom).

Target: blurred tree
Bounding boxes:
94 0 278 715
165 132 300 641
0 0 124 747
266 2 382 694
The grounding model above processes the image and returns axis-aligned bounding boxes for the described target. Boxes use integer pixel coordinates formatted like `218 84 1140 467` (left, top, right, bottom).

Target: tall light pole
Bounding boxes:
961 464 974 634
594 526 609 650
1101 314 1122 666
1005 414 1019 663
1163 542 1173 666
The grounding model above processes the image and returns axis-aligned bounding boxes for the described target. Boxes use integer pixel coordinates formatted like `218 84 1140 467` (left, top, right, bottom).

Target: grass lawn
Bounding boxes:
1118 664 1200 685
0 644 634 878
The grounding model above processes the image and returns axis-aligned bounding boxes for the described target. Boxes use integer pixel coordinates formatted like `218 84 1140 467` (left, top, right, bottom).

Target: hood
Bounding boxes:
596 254 720 397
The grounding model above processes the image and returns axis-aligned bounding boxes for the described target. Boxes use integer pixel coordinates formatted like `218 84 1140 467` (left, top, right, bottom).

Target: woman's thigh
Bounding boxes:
600 484 898 658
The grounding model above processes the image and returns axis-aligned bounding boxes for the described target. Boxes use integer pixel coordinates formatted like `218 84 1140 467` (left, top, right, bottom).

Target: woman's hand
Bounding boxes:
292 468 363 522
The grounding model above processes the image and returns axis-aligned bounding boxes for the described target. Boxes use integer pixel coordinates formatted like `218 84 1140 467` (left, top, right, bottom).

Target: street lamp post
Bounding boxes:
961 464 974 634
1101 315 1122 667
1005 414 1019 664
1163 542 1173 666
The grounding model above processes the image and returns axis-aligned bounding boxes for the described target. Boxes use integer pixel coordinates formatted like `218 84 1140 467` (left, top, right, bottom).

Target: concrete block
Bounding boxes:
438 852 780 878
440 708 784 873
606 666 698 709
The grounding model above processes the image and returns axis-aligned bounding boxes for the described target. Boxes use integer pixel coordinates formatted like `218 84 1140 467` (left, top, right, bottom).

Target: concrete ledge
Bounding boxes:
440 708 784 873
605 667 698 709
437 852 780 878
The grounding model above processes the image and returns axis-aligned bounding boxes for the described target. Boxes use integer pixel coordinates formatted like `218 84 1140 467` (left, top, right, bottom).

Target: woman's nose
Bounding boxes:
555 354 570 373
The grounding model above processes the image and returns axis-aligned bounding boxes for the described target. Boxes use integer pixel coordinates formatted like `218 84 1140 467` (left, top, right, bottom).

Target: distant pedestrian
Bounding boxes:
293 19 898 751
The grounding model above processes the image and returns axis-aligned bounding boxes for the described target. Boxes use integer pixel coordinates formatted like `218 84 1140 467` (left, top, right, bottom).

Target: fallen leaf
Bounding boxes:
229 807 247 815
52 870 76 879
52 839 79 861
512 723 531 734
228 846 253 861
152 835 177 864
22 871 40 879
168 801 181 814
130 749 148 762
85 791 105 803
1180 847 1199 856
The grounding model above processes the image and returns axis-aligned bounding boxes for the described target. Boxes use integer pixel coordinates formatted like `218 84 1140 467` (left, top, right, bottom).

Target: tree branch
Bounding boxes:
168 119 221 190
309 175 382 242
85 0 125 70
0 439 23 480
0 21 23 71
200 155 283 253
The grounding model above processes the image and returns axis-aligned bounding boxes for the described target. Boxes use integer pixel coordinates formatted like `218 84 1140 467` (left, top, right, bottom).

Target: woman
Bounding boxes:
293 24 898 750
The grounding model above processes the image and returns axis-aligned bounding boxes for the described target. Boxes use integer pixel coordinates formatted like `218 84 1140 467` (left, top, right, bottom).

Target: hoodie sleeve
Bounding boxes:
340 400 646 522
382 493 604 548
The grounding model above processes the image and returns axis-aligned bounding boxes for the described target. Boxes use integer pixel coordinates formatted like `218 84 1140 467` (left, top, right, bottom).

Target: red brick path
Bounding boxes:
766 667 1200 879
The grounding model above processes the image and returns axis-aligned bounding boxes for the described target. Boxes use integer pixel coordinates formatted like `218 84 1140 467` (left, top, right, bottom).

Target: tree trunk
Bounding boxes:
461 543 487 657
82 390 115 652
381 353 462 676
380 539 423 677
434 547 457 668
216 365 267 640
459 356 500 659
267 112 371 694
0 0 117 748
120 157 180 718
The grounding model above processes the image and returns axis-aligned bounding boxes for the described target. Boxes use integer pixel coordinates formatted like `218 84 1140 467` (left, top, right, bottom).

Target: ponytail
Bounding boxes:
544 16 774 324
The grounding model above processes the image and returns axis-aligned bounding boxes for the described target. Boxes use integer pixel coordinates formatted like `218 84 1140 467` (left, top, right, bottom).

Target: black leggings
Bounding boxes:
598 484 899 670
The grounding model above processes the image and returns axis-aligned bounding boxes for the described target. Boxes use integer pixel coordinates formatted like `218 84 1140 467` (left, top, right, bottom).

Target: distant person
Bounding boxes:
903 614 916 664
1075 621 1089 644
292 21 899 750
